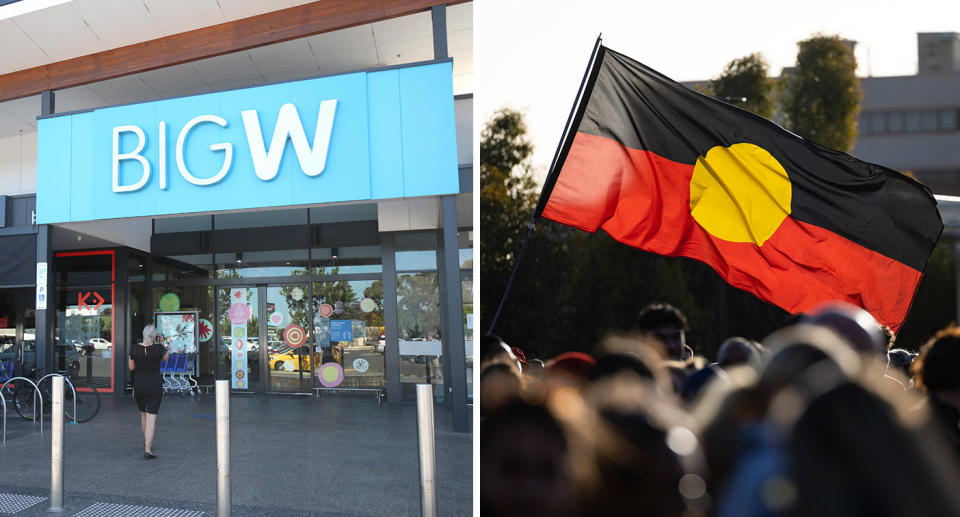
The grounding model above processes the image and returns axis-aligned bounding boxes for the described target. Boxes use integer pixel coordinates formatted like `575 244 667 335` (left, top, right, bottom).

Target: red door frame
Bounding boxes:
54 250 115 393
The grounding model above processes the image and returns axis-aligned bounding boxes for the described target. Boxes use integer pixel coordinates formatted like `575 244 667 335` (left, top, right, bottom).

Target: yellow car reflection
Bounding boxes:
270 346 312 372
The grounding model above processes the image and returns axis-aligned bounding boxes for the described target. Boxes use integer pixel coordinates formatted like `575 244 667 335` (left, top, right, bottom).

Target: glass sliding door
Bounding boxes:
312 279 385 389
266 284 313 393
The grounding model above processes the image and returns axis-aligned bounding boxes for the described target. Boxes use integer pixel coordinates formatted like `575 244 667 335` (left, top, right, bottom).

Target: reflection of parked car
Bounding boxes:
88 338 111 350
269 346 311 371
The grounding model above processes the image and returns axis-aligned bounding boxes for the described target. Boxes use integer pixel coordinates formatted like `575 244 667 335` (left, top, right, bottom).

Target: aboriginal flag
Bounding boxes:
536 45 942 331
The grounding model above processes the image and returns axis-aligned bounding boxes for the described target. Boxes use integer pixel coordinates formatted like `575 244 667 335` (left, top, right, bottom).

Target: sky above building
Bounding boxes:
477 0 960 183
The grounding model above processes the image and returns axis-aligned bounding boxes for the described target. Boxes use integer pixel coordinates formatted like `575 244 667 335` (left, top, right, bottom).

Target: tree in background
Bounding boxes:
710 53 775 119
397 273 440 340
479 108 538 322
780 34 862 151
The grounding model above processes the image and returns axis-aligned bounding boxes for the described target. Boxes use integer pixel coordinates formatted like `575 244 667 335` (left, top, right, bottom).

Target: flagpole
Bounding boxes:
536 33 605 218
486 34 605 337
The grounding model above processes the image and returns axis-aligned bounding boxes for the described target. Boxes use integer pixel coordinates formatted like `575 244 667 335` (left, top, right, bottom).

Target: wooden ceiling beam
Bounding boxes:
0 0 467 103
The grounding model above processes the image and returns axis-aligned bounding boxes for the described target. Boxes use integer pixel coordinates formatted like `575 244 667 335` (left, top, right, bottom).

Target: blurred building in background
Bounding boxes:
854 32 960 195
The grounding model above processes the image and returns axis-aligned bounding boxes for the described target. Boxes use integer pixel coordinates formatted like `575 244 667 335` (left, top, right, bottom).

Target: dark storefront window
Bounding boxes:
154 255 213 281
311 246 383 275
0 291 16 362
55 251 115 390
0 288 37 372
215 249 309 279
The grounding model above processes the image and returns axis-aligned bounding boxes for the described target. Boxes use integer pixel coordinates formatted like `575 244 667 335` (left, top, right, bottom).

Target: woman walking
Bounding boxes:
129 324 169 459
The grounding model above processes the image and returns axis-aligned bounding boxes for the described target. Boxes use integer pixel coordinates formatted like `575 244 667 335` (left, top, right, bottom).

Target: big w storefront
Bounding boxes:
13 58 471 431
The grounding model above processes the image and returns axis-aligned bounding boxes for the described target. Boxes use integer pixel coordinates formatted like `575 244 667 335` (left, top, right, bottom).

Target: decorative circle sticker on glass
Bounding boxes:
236 379 245 388
232 327 245 338
228 303 252 325
290 287 305 301
198 319 213 342
318 303 334 318
158 293 180 312
235 370 245 379
284 324 307 347
234 339 244 350
352 357 369 373
318 362 344 387
360 297 376 313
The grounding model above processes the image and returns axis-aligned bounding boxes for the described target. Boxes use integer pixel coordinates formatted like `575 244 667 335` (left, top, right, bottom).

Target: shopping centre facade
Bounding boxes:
0 0 473 432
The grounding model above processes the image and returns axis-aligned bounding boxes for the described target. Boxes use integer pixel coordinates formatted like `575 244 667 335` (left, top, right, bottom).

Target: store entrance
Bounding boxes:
218 284 314 394
0 288 36 373
265 284 313 393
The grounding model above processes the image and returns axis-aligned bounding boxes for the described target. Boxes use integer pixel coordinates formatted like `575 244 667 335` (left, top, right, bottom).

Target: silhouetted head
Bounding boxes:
887 348 917 380
482 333 521 372
638 303 688 360
481 401 574 517
802 301 887 356
546 352 596 383
717 337 760 368
913 326 960 394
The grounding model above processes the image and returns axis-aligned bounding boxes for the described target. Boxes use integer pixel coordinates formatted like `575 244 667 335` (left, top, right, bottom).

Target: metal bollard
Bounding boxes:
416 384 437 517
216 380 231 517
49 375 64 512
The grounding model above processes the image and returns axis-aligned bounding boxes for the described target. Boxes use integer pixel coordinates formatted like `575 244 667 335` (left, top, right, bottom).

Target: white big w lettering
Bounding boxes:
111 100 338 193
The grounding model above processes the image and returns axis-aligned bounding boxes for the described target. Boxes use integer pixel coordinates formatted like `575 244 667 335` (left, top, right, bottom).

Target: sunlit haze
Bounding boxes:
477 0 960 183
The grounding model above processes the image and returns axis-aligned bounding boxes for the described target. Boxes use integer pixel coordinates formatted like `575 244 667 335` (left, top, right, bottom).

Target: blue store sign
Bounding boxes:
329 320 353 342
36 60 458 223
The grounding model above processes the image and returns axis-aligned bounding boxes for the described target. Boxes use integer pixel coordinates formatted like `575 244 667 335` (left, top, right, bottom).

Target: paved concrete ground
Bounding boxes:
0 391 472 516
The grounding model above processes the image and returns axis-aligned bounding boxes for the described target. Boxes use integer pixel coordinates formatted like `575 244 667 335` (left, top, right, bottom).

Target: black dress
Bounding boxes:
131 343 165 414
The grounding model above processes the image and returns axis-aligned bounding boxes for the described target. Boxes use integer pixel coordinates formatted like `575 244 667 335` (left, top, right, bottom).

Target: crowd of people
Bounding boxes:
480 302 960 517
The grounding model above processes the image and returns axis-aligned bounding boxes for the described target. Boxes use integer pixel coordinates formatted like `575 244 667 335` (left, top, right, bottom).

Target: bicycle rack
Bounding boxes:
37 374 78 425
0 377 44 438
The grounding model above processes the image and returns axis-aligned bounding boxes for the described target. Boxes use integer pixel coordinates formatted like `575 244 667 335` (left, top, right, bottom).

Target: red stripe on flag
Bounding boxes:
542 131 921 331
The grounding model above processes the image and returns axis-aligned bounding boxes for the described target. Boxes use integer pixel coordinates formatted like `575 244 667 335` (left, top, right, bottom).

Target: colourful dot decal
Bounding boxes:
228 303 251 325
158 293 180 312
198 319 213 342
284 324 307 347
318 303 334 318
360 297 376 313
318 362 344 387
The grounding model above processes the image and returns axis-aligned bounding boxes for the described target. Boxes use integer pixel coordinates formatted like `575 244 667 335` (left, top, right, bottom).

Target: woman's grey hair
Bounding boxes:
143 324 158 343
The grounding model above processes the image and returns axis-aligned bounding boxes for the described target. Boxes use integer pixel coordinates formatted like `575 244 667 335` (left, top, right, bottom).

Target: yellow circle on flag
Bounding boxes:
689 143 792 246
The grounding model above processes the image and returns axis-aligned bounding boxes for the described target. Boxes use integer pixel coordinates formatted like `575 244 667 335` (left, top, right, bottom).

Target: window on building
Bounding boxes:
940 109 957 131
906 111 921 132
870 112 885 133
922 110 939 131
888 111 904 132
